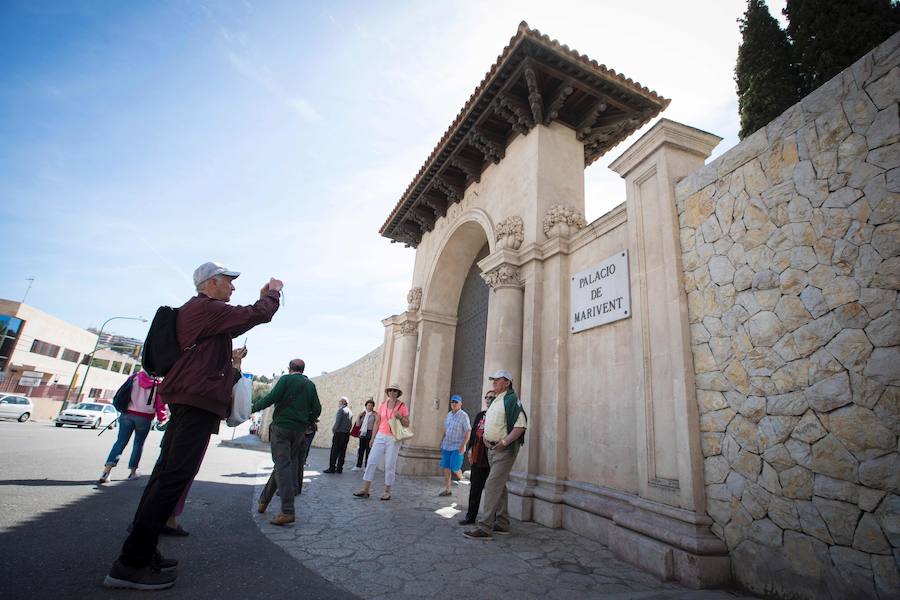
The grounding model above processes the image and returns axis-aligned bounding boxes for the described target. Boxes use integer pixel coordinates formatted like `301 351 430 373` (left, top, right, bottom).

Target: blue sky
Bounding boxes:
0 0 786 377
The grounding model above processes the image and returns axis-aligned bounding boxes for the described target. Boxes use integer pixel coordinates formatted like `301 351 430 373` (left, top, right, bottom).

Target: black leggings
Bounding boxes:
356 434 372 467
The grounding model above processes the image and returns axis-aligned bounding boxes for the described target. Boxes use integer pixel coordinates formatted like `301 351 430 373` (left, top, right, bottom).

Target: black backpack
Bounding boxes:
141 306 181 377
112 376 135 413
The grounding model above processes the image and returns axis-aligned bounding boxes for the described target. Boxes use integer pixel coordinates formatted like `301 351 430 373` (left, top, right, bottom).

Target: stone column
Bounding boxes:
481 263 525 389
390 319 418 399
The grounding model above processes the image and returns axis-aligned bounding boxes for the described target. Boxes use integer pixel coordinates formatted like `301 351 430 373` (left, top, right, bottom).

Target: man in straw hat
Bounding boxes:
463 370 526 540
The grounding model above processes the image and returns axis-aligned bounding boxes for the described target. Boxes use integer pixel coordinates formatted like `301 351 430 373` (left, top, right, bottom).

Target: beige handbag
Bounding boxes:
388 401 414 441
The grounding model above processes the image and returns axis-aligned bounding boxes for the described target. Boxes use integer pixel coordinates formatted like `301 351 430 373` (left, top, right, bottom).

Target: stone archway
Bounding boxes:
448 243 490 414
392 217 493 475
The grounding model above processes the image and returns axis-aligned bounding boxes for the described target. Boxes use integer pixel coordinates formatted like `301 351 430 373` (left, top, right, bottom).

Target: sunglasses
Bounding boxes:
484 395 495 399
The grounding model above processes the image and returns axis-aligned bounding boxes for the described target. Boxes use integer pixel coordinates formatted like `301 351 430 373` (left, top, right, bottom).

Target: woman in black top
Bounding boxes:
459 390 496 525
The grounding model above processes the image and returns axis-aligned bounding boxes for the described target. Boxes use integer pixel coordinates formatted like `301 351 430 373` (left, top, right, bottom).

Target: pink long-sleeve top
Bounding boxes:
126 370 167 422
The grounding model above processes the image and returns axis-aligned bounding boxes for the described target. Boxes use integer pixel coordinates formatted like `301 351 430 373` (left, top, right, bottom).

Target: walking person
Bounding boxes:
458 390 495 525
254 358 321 525
463 370 526 540
438 395 470 497
302 420 317 466
352 398 376 471
323 397 353 474
98 370 167 484
353 383 409 501
103 262 282 590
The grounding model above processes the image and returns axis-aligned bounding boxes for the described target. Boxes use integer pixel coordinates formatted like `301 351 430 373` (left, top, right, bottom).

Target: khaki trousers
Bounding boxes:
477 444 518 533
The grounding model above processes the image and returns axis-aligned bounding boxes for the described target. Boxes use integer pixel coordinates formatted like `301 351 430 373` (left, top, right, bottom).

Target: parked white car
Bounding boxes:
0 394 34 422
55 402 118 429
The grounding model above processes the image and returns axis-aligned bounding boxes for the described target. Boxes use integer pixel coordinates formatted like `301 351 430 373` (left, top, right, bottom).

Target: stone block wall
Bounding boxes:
257 346 383 450
675 34 900 600
309 346 383 452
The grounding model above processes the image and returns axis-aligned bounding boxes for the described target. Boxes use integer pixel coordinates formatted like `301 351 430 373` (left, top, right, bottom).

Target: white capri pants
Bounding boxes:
363 432 401 486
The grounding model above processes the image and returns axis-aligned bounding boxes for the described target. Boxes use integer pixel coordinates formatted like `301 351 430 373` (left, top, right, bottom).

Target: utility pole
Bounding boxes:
22 278 34 304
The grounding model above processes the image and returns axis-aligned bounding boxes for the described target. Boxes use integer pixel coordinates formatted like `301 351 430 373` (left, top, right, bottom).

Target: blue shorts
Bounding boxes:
440 449 463 471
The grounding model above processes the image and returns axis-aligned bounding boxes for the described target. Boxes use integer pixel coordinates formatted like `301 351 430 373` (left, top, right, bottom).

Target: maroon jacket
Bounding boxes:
159 291 280 418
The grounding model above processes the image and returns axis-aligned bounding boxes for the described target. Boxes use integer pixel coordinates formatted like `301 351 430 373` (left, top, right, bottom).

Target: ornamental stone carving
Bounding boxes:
543 204 587 238
481 264 524 289
398 321 418 336
406 287 423 312
495 215 524 250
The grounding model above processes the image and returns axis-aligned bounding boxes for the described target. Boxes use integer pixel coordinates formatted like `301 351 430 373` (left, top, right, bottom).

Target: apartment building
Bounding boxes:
0 299 141 403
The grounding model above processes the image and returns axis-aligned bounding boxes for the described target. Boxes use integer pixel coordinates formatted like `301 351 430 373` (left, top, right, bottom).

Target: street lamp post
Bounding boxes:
59 315 146 412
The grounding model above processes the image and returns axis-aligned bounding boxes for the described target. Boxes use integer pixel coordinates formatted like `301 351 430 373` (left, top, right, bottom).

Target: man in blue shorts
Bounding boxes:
438 394 471 497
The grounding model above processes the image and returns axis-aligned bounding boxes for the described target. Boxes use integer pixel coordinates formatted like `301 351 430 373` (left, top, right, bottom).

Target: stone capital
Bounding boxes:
481 263 524 290
398 321 418 336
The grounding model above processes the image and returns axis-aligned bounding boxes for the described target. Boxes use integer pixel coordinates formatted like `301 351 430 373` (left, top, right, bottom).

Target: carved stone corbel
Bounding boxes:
495 215 524 250
406 287 423 312
542 204 587 239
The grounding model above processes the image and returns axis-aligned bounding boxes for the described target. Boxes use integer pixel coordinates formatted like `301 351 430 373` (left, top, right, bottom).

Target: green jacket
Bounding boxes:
503 389 527 447
251 373 321 432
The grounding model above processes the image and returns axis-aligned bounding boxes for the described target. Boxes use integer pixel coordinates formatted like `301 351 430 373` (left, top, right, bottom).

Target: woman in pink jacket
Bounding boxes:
98 370 166 483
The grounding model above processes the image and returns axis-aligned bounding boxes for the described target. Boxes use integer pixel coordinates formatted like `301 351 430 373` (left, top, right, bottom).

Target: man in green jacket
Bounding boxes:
464 369 526 540
252 358 321 525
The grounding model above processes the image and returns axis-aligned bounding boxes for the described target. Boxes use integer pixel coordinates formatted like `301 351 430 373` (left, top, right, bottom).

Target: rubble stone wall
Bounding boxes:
675 33 900 600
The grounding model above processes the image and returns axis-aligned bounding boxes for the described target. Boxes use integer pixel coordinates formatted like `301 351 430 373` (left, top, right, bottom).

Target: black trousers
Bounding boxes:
465 464 491 521
120 404 218 567
328 432 351 470
356 433 372 468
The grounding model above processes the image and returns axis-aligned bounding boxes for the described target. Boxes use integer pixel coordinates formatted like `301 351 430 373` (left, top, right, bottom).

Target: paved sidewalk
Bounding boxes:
251 448 756 600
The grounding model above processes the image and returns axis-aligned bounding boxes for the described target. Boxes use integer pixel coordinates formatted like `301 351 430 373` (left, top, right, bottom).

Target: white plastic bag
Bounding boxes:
227 376 253 427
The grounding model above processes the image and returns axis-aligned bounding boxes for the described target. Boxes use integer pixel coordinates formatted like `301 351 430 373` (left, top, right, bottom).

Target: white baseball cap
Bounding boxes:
193 261 241 287
488 369 513 382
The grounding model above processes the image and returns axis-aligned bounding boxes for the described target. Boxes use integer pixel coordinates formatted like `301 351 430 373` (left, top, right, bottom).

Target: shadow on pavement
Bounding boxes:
0 479 101 487
0 475 358 600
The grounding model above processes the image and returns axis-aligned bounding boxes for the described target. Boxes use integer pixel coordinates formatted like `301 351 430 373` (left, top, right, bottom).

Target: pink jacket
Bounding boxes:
127 371 167 422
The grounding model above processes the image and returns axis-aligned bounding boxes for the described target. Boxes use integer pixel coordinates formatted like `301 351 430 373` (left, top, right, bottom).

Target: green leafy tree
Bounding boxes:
785 0 900 95
735 0 800 138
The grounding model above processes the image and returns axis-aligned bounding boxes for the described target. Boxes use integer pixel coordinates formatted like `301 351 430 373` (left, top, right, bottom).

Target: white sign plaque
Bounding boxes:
19 370 44 387
570 250 631 333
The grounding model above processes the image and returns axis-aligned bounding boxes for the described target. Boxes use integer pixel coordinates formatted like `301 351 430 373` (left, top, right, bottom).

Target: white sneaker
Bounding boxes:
98 471 110 484
127 472 141 481
351 466 360 471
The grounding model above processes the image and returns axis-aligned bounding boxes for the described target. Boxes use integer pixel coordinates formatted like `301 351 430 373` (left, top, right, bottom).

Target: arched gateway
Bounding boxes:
376 22 729 589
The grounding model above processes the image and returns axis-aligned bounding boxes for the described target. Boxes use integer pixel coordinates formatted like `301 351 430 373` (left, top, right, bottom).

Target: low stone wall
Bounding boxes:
676 34 899 599
257 347 383 450
28 396 63 421
309 346 383 453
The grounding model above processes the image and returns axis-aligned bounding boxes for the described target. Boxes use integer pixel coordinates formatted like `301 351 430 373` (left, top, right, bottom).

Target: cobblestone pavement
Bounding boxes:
246 442 757 600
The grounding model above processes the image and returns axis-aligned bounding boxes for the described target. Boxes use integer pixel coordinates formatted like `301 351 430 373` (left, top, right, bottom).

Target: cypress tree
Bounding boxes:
735 0 800 139
785 0 900 95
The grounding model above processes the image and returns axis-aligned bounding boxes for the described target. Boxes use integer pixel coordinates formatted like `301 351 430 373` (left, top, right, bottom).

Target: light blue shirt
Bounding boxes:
441 409 471 451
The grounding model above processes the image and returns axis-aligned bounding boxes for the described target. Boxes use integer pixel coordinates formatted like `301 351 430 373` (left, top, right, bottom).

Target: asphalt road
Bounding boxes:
0 419 357 600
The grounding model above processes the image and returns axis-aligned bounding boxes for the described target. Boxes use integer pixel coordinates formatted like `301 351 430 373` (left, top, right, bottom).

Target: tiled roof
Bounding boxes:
380 21 669 243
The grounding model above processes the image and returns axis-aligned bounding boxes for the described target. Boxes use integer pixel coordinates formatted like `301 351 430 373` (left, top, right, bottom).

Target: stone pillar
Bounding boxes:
396 311 457 476
480 263 525 389
609 119 730 587
390 319 418 399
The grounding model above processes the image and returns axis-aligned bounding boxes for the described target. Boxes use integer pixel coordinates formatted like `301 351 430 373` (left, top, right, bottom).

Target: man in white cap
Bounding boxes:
463 369 526 540
104 262 283 590
323 396 353 473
